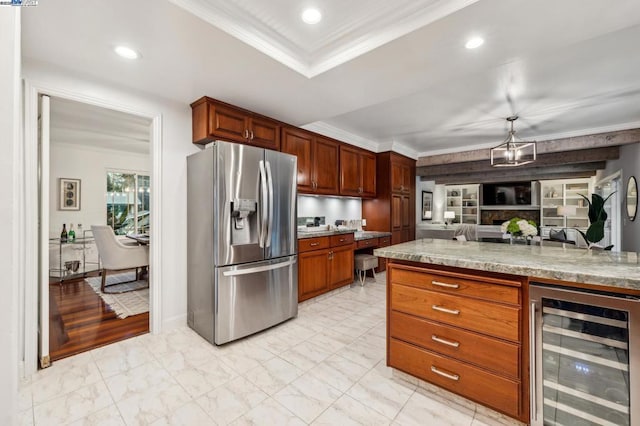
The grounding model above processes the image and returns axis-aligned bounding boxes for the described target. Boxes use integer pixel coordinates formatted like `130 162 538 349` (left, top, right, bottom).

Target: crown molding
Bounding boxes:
170 0 478 78
301 121 379 152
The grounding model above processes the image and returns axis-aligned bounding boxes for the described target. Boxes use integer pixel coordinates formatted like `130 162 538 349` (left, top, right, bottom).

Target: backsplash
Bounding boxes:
298 195 362 227
297 216 325 227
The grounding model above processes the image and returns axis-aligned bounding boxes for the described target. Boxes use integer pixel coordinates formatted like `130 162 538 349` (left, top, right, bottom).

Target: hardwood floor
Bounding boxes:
49 275 149 362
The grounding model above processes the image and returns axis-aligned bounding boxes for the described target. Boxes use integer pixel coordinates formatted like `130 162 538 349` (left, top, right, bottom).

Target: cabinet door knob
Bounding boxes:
250 130 254 140
243 129 249 139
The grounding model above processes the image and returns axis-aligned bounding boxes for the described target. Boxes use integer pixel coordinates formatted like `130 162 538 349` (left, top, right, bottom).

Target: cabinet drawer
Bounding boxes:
298 237 330 253
378 236 391 247
390 284 520 342
389 311 520 379
356 238 378 249
390 265 520 305
389 338 520 418
330 233 354 247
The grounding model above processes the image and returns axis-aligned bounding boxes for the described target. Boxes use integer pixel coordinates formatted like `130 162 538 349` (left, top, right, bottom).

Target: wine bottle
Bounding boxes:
61 223 68 243
68 223 76 242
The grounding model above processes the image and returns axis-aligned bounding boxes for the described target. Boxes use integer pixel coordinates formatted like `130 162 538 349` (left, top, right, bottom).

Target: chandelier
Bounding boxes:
490 116 537 167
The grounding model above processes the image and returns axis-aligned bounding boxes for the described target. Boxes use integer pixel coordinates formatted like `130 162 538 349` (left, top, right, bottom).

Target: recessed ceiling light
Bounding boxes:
465 37 484 49
302 8 322 24
114 45 141 60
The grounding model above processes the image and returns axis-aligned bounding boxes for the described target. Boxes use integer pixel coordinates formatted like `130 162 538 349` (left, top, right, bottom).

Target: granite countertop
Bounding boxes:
354 231 392 241
297 229 392 240
374 238 640 291
297 229 356 239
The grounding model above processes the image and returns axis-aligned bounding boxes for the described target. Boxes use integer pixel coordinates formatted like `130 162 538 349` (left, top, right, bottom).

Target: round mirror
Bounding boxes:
627 176 637 221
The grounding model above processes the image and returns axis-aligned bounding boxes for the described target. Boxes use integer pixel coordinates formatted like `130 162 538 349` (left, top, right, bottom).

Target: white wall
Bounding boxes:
415 178 446 226
49 143 150 239
298 195 362 226
597 142 640 252
23 60 199 337
1 7 20 425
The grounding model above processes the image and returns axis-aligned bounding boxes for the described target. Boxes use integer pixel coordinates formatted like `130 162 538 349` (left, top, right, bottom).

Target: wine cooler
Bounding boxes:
530 283 640 426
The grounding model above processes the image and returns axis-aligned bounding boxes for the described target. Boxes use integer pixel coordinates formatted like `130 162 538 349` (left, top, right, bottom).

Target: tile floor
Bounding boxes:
19 273 524 425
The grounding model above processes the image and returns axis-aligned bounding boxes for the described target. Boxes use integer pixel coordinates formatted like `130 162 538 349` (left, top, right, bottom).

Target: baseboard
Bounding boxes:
162 313 187 333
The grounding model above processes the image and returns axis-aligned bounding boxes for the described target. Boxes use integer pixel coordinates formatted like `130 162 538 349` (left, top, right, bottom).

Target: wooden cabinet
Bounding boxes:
364 152 416 245
298 233 355 302
281 127 339 195
340 145 376 197
191 97 280 150
299 247 330 300
391 161 412 193
387 262 527 422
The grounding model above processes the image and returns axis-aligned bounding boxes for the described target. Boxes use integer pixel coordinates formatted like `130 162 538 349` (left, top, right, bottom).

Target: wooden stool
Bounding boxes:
354 253 378 286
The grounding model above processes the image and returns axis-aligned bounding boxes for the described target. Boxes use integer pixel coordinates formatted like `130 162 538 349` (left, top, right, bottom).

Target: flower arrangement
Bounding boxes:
501 217 538 237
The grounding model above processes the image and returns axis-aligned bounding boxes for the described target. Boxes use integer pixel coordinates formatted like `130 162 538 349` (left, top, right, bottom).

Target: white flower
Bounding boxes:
500 221 509 233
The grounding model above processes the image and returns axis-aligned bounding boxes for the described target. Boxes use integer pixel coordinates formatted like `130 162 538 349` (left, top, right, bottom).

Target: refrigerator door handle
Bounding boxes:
222 258 295 276
258 160 268 248
265 160 274 247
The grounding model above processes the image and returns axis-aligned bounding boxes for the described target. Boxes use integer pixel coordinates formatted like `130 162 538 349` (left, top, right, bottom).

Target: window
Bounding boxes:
106 171 150 235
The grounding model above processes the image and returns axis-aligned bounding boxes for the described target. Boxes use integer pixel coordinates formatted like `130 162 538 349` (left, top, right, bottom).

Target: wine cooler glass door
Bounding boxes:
530 284 640 426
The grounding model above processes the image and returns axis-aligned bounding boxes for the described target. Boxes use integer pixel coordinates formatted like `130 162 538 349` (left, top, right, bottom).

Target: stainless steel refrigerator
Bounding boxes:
187 141 298 345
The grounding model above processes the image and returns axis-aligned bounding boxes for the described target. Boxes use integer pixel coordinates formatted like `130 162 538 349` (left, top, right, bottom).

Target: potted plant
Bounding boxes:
577 193 614 250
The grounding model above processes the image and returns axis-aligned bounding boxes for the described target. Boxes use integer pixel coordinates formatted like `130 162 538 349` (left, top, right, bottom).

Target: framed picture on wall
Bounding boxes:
422 191 433 220
59 178 81 211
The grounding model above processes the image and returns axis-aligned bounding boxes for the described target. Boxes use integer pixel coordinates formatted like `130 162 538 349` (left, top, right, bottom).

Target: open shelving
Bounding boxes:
446 184 479 224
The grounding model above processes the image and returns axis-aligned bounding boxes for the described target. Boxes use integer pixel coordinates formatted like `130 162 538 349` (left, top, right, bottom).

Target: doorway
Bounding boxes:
39 94 154 364
595 171 622 251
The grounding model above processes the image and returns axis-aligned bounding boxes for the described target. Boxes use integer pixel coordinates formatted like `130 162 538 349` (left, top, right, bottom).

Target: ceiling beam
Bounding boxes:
417 146 618 178
416 128 640 167
425 162 606 184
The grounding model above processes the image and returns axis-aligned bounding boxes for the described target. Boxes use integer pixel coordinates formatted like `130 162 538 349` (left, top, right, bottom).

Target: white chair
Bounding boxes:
453 224 478 241
91 225 149 293
354 253 378 286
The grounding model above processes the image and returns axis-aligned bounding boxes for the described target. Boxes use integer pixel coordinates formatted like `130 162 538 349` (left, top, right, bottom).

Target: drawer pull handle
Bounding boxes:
309 242 320 247
431 280 459 289
432 305 460 315
430 366 459 381
431 335 460 348
339 238 345 242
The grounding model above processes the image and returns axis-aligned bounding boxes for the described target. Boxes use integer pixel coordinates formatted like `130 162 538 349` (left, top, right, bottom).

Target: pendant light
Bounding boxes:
490 116 536 167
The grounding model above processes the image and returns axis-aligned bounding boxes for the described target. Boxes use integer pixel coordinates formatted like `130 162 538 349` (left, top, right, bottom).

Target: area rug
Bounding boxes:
85 272 149 319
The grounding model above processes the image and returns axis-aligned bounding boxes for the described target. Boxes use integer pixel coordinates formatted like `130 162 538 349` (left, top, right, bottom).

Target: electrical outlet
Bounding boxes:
362 219 367 227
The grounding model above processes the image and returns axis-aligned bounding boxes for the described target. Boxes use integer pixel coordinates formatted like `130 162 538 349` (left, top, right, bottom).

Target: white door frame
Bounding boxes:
22 80 163 374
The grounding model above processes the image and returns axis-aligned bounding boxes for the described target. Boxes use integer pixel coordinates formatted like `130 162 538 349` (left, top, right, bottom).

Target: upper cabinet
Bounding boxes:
191 97 280 150
281 127 339 195
391 161 412 194
192 96 378 198
340 145 376 198
362 151 416 244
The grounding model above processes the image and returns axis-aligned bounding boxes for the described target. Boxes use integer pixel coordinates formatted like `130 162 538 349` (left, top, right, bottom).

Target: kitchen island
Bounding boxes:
374 238 640 424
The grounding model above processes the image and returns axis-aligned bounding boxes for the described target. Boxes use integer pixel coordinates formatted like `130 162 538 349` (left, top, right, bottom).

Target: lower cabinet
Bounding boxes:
298 234 355 302
387 262 527 422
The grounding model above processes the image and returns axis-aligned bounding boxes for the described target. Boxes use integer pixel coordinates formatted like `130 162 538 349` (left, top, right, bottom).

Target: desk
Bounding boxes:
126 234 150 245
